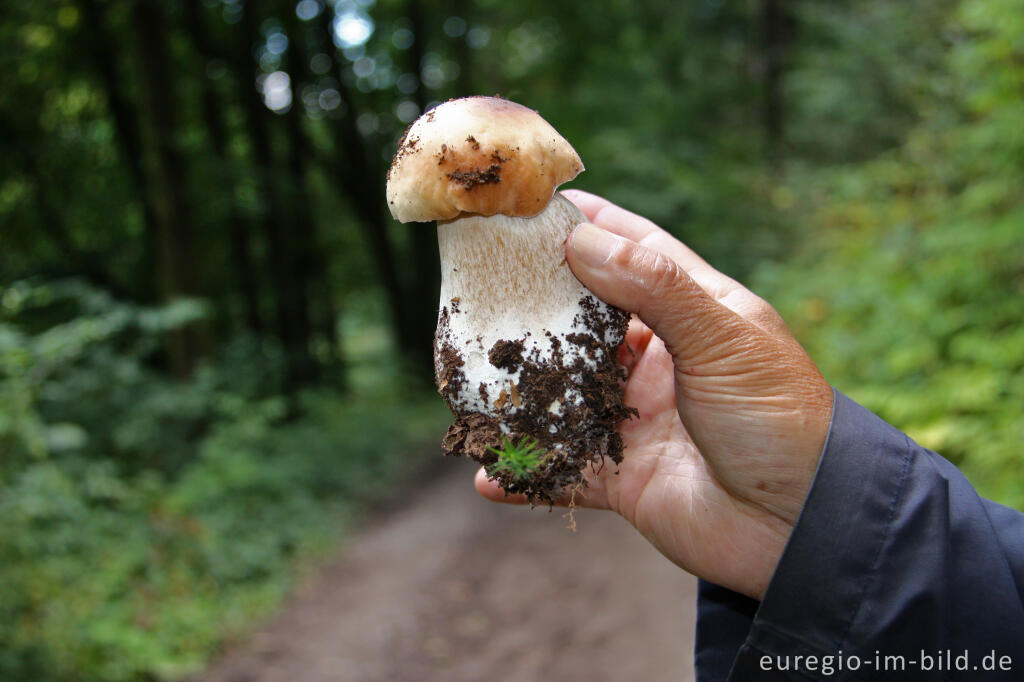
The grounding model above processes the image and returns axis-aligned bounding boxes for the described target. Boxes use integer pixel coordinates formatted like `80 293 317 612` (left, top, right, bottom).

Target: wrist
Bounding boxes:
750 385 837 599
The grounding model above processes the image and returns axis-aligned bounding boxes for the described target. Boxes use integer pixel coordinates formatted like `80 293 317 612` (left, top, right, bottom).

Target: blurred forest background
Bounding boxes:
1 0 1022 679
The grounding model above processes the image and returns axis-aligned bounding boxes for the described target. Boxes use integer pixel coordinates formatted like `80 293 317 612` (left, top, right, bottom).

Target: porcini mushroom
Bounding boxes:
386 96 635 503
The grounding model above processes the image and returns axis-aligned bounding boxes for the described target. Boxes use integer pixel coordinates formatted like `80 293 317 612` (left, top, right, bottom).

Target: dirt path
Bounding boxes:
201 458 697 682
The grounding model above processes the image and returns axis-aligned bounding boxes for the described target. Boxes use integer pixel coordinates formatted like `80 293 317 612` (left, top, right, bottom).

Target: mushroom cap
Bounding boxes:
386 96 584 223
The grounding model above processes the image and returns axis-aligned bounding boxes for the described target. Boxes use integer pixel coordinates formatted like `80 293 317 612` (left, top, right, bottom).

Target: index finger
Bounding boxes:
562 190 790 336
560 189 618 223
562 190 711 273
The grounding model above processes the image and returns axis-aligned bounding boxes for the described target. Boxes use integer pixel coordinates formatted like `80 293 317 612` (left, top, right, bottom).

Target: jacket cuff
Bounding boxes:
729 389 912 675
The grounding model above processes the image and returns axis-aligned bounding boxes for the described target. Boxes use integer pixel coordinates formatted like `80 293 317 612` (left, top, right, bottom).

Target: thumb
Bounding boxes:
566 223 752 368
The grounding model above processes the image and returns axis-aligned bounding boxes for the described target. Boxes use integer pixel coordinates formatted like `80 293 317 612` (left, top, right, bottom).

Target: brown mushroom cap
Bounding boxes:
386 96 583 223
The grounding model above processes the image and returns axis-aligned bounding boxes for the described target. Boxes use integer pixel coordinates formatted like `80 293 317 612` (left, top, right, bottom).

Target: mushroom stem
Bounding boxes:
434 193 635 500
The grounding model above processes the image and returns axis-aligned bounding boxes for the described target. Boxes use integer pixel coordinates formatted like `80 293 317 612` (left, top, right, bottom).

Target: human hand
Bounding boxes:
474 190 834 600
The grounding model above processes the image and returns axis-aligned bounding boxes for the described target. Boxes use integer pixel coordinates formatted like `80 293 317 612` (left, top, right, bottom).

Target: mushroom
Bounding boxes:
386 96 635 503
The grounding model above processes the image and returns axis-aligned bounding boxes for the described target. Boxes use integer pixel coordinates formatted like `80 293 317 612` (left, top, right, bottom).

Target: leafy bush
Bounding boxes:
0 280 447 681
754 0 1024 508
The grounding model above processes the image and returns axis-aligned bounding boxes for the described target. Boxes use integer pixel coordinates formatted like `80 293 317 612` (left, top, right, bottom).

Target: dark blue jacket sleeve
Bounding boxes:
696 390 1024 681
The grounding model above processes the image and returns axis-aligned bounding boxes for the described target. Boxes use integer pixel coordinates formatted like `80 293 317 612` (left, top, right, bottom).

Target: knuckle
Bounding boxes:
752 297 788 330
749 295 775 318
644 250 684 298
592 204 617 227
605 237 638 270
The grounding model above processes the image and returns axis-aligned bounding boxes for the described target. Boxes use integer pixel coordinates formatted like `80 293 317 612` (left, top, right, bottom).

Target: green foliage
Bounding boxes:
0 280 446 681
753 0 1024 508
487 435 546 481
1 281 201 476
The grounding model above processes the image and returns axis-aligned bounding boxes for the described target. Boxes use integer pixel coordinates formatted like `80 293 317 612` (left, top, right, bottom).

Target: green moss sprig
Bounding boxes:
488 435 545 480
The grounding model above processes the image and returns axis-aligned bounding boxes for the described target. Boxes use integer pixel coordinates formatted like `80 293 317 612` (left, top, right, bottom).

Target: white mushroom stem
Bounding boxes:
436 193 622 426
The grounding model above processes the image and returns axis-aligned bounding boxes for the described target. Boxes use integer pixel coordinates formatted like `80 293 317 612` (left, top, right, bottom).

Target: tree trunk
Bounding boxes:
314 9 435 380
402 0 442 374
761 0 789 168
132 0 206 376
281 12 345 387
77 0 159 302
235 0 316 393
452 0 474 97
183 0 264 335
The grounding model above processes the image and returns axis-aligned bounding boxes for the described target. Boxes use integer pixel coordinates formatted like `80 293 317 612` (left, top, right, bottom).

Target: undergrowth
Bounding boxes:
0 281 447 681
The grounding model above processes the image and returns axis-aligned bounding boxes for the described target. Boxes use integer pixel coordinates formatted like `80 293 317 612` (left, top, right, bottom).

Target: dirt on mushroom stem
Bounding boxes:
435 297 636 505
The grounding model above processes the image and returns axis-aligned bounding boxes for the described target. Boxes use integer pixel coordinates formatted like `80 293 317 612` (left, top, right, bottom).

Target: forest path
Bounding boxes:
200 458 697 682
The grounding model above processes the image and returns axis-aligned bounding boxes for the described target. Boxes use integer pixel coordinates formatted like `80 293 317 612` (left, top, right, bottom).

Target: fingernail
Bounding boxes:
571 223 615 268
